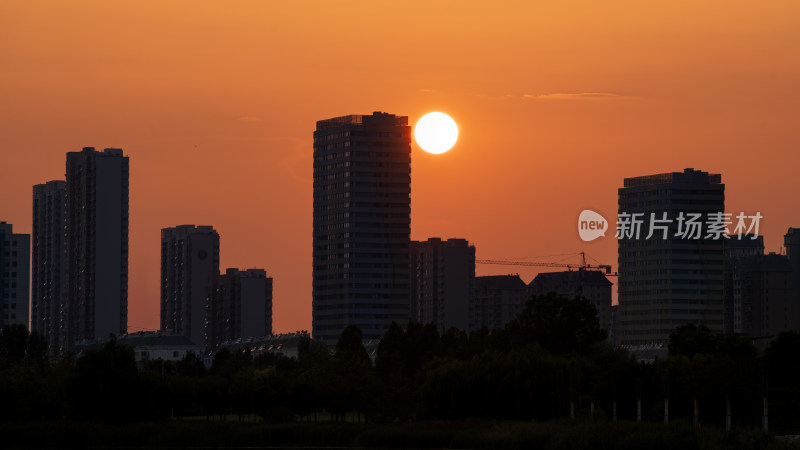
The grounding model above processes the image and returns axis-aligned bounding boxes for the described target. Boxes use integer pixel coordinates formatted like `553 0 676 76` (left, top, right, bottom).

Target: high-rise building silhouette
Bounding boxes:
0 222 30 329
205 268 273 352
161 225 220 346
32 180 67 351
722 235 764 334
610 305 619 347
66 147 129 345
528 269 613 332
731 252 796 345
618 169 725 348
786 228 800 322
409 238 475 331
312 112 411 341
470 275 527 330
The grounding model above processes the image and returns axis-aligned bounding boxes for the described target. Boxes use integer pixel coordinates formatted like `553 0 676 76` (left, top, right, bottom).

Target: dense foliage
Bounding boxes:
1 293 798 434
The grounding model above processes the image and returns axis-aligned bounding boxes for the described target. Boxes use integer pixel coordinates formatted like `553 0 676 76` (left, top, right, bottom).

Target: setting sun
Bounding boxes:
414 112 458 154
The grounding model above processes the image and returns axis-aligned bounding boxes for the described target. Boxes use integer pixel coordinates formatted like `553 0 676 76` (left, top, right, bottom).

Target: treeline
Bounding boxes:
1 292 799 434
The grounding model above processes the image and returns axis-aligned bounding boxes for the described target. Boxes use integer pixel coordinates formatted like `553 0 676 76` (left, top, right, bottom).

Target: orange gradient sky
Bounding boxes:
1 1 799 333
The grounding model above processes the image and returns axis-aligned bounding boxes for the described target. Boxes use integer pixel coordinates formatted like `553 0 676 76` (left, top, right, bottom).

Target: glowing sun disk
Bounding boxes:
414 112 458 154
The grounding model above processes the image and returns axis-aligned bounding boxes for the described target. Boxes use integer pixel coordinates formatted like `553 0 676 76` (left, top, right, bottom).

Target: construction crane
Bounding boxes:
476 252 616 275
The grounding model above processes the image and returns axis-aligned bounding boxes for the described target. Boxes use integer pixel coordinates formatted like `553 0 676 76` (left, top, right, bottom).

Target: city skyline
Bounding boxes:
3 2 800 445
3 147 797 336
2 1 800 334
9 149 796 344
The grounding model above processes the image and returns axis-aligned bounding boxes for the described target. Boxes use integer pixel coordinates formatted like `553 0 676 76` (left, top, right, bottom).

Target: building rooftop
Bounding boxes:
34 180 66 189
724 235 764 248
72 331 201 356
623 168 721 188
161 224 218 239
72 147 125 157
741 252 792 272
475 274 527 290
529 269 613 287
412 237 472 246
222 267 269 278
119 332 199 348
218 332 311 354
316 111 408 130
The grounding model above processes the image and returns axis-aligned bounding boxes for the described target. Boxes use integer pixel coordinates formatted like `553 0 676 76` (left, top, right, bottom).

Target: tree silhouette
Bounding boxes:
504 292 607 354
328 325 372 421
0 324 47 366
668 323 718 358
67 336 139 421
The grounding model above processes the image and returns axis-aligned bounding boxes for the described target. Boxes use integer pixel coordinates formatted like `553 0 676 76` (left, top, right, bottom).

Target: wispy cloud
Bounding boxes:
521 92 629 100
476 92 634 101
236 116 263 122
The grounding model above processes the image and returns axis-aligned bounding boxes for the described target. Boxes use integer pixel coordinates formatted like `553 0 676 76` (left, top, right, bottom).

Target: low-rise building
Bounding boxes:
528 269 613 332
217 331 310 360
470 275 528 330
73 331 202 366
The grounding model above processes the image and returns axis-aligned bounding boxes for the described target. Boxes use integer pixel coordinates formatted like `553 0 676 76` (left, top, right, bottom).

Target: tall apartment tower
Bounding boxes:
732 252 796 345
66 147 129 345
786 228 800 319
0 222 30 329
618 169 725 348
161 225 220 346
205 268 273 352
409 238 475 331
312 112 412 342
722 235 764 334
32 180 67 351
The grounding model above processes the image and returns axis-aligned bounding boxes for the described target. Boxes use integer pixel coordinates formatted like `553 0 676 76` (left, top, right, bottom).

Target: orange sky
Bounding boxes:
2 1 799 333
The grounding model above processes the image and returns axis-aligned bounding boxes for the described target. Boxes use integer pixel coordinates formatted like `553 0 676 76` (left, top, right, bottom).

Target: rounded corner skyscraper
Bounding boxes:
312 112 411 342
617 168 725 349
